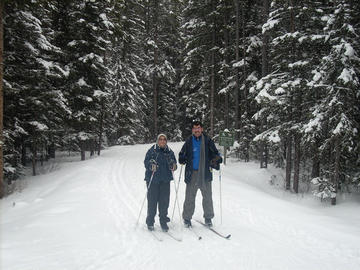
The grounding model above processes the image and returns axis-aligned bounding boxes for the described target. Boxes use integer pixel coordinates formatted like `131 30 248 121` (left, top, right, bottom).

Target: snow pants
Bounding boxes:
182 170 214 221
146 181 170 226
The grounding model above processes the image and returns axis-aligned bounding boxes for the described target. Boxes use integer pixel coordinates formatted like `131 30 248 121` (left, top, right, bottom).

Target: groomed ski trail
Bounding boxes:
1 143 360 270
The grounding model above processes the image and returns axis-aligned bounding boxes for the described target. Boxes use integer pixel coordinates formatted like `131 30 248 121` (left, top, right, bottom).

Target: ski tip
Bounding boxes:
198 236 202 240
225 234 231 239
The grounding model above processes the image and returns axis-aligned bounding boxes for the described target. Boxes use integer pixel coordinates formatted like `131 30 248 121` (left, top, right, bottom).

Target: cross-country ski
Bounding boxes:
195 220 231 240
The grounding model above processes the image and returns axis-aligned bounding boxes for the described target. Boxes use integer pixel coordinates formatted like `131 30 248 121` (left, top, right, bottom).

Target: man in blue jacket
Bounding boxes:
144 134 177 232
179 121 222 227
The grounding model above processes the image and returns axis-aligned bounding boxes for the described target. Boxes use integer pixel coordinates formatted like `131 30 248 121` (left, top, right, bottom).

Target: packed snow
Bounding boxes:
1 142 360 270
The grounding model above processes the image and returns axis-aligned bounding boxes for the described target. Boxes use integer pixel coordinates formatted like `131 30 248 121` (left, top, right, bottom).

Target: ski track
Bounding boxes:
222 167 360 269
99 146 163 269
2 143 360 270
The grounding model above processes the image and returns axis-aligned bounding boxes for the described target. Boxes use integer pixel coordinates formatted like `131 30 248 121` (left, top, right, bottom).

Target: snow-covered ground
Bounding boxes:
1 142 360 270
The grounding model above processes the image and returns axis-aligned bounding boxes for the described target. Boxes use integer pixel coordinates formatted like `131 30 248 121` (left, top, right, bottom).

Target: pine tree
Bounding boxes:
4 1 69 177
62 0 113 160
105 0 149 145
252 0 329 191
141 0 178 139
0 1 4 198
180 0 222 137
307 0 360 204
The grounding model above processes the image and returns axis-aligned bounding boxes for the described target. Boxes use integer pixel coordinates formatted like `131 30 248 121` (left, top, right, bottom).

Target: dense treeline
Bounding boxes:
1 0 359 204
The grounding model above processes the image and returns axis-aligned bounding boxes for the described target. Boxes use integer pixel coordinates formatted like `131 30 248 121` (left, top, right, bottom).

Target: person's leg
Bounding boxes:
200 180 214 221
158 181 171 227
146 183 160 226
182 171 199 222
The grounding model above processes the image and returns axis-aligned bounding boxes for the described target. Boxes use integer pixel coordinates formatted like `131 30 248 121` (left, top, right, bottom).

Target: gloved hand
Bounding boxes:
149 159 158 172
210 155 222 169
171 163 177 171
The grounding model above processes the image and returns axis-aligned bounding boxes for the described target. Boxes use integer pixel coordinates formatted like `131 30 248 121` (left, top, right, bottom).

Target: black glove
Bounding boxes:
210 156 222 170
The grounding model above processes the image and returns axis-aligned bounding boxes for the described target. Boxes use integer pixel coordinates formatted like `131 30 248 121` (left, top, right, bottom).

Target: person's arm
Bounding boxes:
144 148 151 169
209 139 222 169
170 151 178 171
144 147 157 171
178 142 187 165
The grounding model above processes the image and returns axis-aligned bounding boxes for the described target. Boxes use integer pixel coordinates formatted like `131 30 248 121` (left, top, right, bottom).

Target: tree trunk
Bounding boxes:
332 136 341 205
152 0 159 137
32 143 37 176
90 140 94 157
21 140 27 166
49 142 55 159
241 0 247 116
260 0 270 169
262 0 270 79
286 0 295 191
233 0 240 136
285 135 292 190
0 1 4 198
209 0 216 138
98 101 104 156
293 133 300 193
311 140 320 178
223 3 230 129
80 141 86 161
81 149 86 161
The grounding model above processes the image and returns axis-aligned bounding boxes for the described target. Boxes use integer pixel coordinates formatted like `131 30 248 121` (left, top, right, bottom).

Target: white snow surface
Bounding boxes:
1 143 360 270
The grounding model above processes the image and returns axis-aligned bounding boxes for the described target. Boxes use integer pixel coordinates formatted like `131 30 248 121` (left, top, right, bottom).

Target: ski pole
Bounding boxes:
135 170 155 228
171 165 183 221
219 166 223 225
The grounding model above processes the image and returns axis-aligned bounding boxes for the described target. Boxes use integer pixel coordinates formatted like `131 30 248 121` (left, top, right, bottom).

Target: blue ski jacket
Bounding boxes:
144 144 177 183
179 134 222 184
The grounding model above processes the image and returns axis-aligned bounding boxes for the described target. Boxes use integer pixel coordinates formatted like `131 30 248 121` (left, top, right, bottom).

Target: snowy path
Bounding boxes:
1 143 360 270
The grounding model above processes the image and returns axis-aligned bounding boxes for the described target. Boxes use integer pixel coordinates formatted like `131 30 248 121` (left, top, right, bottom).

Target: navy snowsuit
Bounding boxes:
144 144 177 226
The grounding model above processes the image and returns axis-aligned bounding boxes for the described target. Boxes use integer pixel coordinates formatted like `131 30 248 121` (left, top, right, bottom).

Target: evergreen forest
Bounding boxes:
1 0 359 204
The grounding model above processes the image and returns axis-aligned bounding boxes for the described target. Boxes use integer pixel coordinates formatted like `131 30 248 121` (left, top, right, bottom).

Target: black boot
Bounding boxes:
147 225 154 231
205 218 213 227
160 223 169 232
184 219 192 228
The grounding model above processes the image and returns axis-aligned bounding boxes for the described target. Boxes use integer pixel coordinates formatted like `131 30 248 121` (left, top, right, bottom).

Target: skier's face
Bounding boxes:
192 125 203 138
158 136 167 148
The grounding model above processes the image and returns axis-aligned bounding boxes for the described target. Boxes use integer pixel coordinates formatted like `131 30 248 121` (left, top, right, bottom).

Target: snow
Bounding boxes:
246 72 258 82
233 59 246 68
29 121 48 131
288 60 309 68
24 41 38 54
338 68 354 84
94 90 109 97
344 43 355 58
303 111 323 133
1 143 360 270
253 130 281 143
262 18 279 34
99 13 114 29
255 87 276 103
77 78 89 87
275 87 285 95
79 53 104 64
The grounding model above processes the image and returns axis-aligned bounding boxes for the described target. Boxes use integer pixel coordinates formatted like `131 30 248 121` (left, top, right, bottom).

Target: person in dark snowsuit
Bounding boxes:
179 121 222 227
144 133 177 232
